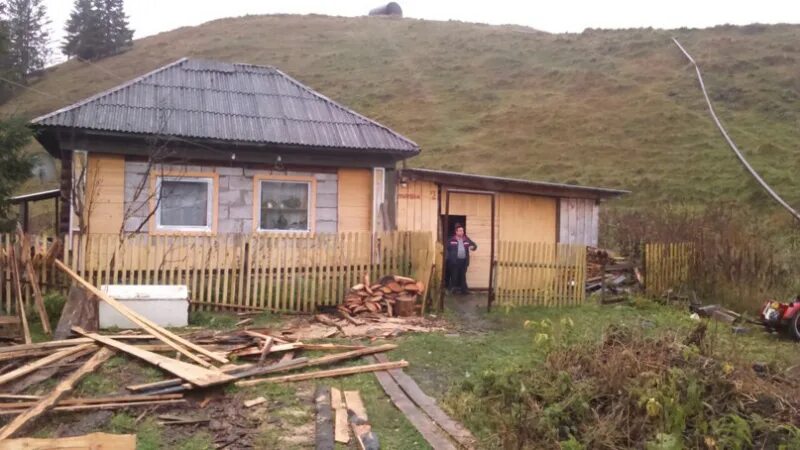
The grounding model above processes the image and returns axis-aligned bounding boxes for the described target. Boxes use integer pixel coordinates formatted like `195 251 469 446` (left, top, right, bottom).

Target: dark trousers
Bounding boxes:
448 258 468 293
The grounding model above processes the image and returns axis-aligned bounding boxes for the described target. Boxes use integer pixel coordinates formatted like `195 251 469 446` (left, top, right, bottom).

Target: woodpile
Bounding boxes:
585 246 643 299
339 274 425 318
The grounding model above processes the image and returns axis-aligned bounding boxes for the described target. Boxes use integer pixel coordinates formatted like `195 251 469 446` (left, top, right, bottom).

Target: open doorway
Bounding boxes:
441 214 466 242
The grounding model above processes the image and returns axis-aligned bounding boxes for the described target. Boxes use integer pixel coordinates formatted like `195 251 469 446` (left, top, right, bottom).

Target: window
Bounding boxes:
155 176 213 231
258 180 312 231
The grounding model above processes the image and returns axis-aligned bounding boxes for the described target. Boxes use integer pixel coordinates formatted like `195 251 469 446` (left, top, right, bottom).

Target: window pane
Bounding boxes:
260 181 309 230
159 180 209 227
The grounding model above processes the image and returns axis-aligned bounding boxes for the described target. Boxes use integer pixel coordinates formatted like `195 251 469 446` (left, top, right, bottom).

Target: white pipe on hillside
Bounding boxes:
672 37 800 222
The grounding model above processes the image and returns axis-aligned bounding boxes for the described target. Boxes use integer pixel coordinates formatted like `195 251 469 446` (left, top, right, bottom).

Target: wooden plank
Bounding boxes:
374 354 476 447
331 387 349 444
0 347 114 440
344 390 379 450
0 432 135 449
371 358 456 450
314 385 335 450
244 397 267 408
72 328 233 388
17 228 51 335
54 259 228 366
8 247 30 345
0 343 95 387
0 399 184 416
0 394 182 409
237 360 408 386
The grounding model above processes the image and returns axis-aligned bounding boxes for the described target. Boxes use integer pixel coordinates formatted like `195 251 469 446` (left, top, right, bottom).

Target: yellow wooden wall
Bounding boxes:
84 153 125 235
396 179 438 239
337 168 373 232
496 193 557 243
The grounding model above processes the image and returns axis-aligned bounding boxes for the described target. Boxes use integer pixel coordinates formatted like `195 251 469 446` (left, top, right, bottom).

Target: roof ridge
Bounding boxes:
272 68 419 149
31 58 190 124
85 103 385 125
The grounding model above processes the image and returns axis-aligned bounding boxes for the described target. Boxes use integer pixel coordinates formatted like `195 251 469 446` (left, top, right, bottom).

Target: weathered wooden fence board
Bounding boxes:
0 231 433 314
494 241 586 306
644 242 693 297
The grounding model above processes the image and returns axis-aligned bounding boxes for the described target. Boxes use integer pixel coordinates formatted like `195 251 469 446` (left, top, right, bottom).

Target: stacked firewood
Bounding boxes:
339 274 425 318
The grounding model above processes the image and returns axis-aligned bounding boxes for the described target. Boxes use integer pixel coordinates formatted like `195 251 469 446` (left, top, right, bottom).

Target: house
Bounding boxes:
29 57 627 295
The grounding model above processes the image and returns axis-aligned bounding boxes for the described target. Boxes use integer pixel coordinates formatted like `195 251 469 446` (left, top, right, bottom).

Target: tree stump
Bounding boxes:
395 294 417 317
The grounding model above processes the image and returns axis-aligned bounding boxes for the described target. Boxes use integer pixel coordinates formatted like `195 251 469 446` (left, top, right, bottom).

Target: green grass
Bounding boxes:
7 17 800 219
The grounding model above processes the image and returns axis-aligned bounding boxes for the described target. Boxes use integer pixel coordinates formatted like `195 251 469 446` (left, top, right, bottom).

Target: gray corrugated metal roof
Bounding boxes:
31 58 419 154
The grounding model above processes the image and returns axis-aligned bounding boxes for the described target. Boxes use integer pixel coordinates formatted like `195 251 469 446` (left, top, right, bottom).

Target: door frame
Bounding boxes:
438 188 497 312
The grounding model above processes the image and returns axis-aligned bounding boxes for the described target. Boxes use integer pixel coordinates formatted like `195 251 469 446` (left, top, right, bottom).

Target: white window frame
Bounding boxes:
155 176 214 232
256 179 313 233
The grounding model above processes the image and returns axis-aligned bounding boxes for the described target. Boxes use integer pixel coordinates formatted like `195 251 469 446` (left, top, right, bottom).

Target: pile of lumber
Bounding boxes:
585 246 643 298
0 258 407 442
339 274 425 318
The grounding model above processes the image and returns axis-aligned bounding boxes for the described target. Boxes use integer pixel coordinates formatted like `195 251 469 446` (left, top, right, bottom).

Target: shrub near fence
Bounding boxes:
1 231 434 314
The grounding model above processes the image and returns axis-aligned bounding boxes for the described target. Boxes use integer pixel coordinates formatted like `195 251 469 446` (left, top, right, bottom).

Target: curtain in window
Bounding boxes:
261 181 309 230
160 180 209 227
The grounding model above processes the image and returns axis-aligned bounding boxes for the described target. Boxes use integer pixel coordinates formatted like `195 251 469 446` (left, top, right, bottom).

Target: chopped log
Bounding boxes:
0 347 115 440
236 360 408 386
54 285 98 340
386 282 403 293
235 318 253 327
54 260 228 367
393 275 416 284
315 386 335 450
72 327 234 388
0 432 135 449
244 397 267 408
395 295 417 317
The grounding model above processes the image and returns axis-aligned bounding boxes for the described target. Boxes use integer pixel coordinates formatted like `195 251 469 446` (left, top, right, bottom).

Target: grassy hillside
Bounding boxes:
7 15 800 213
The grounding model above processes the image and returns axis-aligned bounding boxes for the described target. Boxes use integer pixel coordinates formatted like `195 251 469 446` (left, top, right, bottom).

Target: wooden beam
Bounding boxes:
72 327 233 388
0 344 95 387
0 347 115 440
0 335 154 354
0 394 182 409
16 227 51 335
331 387 350 444
258 337 273 364
314 386 335 450
374 354 476 448
54 259 228 367
0 399 185 416
8 248 30 345
0 432 135 449
371 358 456 450
235 360 409 386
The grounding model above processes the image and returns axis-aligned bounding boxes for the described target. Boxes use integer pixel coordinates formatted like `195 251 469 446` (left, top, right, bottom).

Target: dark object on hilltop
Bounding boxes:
369 2 403 17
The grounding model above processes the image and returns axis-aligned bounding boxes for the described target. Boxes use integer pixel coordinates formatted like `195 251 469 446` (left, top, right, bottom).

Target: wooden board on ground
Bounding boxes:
235 361 408 387
374 353 476 448
73 328 234 388
314 385 334 450
331 387 349 444
0 432 135 449
0 344 95 387
371 357 456 450
344 390 379 450
0 347 115 440
54 285 99 339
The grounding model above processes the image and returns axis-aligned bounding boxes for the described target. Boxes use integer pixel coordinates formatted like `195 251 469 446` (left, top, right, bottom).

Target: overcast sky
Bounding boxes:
43 0 800 61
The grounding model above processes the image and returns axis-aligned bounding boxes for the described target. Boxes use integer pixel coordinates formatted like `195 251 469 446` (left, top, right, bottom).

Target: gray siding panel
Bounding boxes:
558 198 599 246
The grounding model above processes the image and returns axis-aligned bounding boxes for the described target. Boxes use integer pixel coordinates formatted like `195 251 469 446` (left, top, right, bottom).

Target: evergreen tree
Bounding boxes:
62 0 102 60
4 0 50 80
0 5 17 102
0 117 33 231
62 0 132 60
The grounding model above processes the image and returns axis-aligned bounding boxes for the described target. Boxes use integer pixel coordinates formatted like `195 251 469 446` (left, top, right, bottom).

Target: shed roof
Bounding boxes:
31 58 419 155
400 168 629 200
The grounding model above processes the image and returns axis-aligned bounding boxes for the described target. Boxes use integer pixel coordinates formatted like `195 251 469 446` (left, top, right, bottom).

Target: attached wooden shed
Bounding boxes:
395 168 628 289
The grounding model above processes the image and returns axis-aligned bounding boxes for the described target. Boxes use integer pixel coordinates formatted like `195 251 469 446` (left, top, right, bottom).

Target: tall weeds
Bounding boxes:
601 204 800 311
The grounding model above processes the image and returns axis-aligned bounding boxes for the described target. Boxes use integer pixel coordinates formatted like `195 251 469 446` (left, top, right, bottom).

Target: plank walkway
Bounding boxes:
372 354 476 449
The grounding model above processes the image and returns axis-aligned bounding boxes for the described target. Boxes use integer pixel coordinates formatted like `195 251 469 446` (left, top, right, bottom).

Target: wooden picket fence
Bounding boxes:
644 242 693 297
0 231 434 314
0 234 63 315
493 241 587 306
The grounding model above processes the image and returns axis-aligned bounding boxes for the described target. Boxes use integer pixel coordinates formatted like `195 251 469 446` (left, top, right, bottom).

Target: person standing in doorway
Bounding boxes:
446 223 477 294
